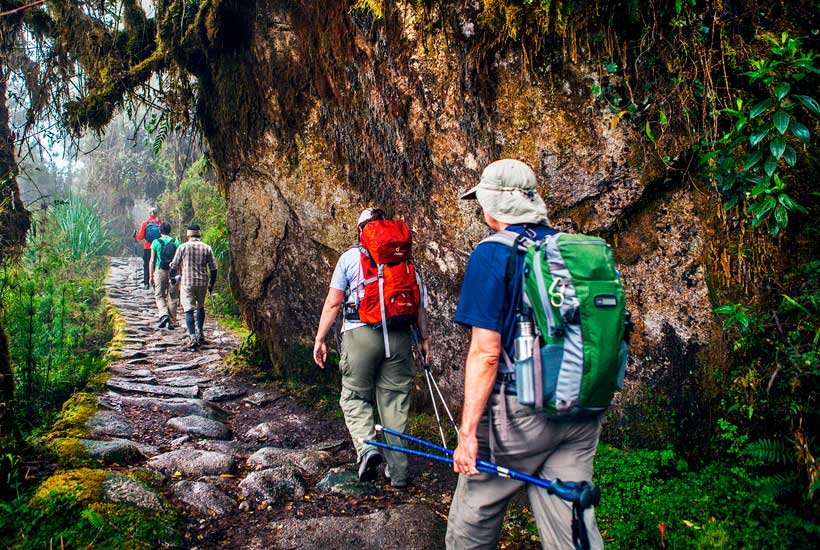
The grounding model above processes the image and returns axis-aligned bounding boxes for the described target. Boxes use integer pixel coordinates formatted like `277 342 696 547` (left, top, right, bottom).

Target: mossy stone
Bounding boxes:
316 470 377 498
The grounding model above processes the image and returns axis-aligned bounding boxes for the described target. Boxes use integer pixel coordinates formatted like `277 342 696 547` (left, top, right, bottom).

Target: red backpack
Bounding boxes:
357 220 421 356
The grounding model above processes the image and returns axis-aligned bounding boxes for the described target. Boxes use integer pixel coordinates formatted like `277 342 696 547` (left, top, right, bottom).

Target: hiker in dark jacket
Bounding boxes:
446 159 604 549
134 208 161 289
169 224 217 350
149 222 181 330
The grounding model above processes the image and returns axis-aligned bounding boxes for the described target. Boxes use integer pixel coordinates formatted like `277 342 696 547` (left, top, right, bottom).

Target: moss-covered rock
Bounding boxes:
23 468 179 549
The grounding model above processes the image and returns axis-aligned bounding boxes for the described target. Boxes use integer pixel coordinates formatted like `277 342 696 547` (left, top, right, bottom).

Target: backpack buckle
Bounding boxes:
548 278 566 308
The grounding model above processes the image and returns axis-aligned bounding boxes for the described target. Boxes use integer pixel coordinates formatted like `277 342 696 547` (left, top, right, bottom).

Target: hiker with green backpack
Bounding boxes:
149 221 181 330
446 159 629 550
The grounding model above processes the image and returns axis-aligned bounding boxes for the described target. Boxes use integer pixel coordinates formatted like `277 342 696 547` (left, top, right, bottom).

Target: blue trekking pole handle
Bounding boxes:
363 438 502 479
374 425 599 506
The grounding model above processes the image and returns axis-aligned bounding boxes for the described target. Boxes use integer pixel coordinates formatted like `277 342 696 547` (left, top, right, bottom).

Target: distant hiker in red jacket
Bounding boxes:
134 208 161 290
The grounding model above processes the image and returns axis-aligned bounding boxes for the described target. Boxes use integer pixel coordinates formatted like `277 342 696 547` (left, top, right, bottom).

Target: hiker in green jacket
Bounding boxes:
149 222 181 330
446 159 604 549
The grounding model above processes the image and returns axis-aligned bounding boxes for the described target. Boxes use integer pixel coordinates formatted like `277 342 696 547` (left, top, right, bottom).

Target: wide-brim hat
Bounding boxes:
460 159 550 225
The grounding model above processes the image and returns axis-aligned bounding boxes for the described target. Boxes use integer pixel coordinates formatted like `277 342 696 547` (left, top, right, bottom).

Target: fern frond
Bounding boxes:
744 438 793 465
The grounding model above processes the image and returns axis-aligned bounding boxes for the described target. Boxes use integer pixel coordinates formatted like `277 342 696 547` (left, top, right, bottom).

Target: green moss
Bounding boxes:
351 0 385 20
30 468 106 507
47 392 97 439
20 468 180 550
36 392 99 465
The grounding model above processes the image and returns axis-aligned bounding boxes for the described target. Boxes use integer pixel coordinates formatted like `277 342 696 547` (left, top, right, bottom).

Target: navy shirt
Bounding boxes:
454 224 557 371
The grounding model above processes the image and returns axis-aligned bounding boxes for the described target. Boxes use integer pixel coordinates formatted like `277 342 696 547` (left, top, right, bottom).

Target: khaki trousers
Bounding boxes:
338 325 414 485
152 269 179 323
180 285 207 313
446 394 604 550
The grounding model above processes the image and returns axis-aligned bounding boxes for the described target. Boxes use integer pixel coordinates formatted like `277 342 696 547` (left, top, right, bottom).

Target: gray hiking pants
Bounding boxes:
446 393 604 549
338 325 414 485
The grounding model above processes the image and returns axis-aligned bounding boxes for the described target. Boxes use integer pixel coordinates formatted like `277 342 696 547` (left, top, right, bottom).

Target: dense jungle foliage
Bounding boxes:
0 196 113 438
0 0 816 548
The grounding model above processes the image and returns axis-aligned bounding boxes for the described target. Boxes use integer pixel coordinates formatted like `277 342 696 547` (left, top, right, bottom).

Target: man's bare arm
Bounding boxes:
452 327 502 475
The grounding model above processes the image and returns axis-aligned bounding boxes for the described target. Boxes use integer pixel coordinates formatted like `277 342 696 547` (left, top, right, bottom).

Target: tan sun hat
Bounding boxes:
460 159 550 225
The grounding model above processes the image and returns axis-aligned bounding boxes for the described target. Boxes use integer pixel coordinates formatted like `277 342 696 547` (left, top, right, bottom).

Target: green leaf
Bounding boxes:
783 145 796 167
789 121 810 142
750 98 773 119
764 156 778 177
645 120 656 144
698 149 721 166
774 205 788 228
714 305 736 315
750 181 770 197
659 110 669 125
750 128 769 146
723 195 739 211
774 82 791 100
743 149 763 171
778 193 809 215
735 117 748 132
772 110 790 134
792 94 820 115
675 0 682 15
751 195 776 226
770 136 786 159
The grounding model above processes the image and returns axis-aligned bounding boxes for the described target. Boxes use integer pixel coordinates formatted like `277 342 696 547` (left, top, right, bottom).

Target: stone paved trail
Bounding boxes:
96 258 447 549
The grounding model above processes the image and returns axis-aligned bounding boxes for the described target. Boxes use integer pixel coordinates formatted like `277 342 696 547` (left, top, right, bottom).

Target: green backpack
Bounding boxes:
484 230 630 417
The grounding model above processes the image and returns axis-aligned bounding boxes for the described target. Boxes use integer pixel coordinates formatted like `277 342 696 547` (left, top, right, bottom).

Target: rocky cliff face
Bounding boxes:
198 2 716 446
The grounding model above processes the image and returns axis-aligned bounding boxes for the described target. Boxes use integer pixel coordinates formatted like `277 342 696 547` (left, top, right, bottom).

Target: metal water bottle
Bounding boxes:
514 313 536 405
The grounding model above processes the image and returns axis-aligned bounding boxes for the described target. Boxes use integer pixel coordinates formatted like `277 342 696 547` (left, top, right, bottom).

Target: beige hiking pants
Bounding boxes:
446 393 604 550
152 269 179 323
180 285 207 313
338 325 414 485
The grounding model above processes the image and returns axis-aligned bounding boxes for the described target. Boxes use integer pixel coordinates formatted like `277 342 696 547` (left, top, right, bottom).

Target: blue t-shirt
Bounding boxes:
454 224 557 370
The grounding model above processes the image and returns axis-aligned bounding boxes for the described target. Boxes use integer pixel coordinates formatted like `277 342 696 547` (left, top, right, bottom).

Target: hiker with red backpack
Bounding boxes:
313 208 429 487
149 222 181 330
134 208 161 290
445 159 629 549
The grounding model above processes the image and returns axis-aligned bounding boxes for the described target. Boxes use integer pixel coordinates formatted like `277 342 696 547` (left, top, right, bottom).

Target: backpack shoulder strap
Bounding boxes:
479 229 535 251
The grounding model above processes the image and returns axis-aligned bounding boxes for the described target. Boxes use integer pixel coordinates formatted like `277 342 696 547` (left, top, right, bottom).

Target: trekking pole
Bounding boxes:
364 426 600 506
208 290 224 345
410 327 459 448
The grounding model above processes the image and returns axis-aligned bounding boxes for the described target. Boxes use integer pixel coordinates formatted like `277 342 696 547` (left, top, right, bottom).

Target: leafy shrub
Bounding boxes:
700 33 818 234
158 156 237 318
594 445 819 548
0 198 112 436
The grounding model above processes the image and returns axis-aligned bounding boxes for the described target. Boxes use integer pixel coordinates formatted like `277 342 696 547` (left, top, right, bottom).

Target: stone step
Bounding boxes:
107 379 199 398
167 415 231 440
117 396 229 420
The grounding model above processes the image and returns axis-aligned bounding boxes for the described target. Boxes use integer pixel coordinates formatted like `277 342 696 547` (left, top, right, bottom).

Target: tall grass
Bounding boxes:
50 195 113 260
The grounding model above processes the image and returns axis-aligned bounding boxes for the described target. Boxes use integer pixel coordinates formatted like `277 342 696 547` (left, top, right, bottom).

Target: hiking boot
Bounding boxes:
157 315 169 329
384 464 407 489
196 332 206 345
187 336 199 351
358 449 382 482
166 320 176 330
